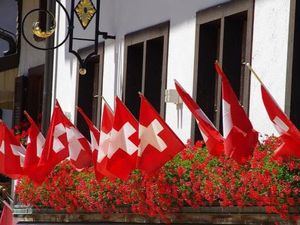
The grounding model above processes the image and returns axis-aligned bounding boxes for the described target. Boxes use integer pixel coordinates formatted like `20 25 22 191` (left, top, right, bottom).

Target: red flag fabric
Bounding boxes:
23 111 45 175
37 101 70 183
261 85 300 158
0 120 24 179
37 101 92 184
215 63 258 164
0 202 16 225
174 80 224 156
106 97 139 180
96 102 116 180
77 106 115 180
138 94 185 174
64 121 92 170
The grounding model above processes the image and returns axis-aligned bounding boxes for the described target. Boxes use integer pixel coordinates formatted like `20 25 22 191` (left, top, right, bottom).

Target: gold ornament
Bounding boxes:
32 12 56 39
75 0 96 29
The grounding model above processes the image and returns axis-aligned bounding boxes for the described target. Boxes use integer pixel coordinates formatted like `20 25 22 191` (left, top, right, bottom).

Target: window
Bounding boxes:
192 0 254 141
123 22 169 119
76 43 104 139
286 0 300 128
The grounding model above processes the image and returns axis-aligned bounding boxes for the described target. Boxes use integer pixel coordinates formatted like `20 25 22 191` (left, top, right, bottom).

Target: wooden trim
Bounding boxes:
196 0 253 25
192 0 254 140
123 21 170 117
0 54 18 72
76 42 105 127
285 0 297 116
125 21 170 46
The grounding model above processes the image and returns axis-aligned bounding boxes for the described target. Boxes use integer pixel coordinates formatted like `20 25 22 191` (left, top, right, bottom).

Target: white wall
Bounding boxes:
52 0 293 141
249 0 291 136
53 0 228 142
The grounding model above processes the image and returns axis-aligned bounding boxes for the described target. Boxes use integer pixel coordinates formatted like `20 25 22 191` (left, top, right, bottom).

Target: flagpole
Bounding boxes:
244 62 264 86
101 96 114 112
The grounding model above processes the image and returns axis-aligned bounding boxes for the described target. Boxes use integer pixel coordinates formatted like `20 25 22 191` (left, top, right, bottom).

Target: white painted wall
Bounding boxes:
249 0 291 136
52 0 293 142
53 0 228 142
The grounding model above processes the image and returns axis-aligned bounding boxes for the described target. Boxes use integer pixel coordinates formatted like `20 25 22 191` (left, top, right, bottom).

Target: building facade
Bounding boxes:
6 0 300 142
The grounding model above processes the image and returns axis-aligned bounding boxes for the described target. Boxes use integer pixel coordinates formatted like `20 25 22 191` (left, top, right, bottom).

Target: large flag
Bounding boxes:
215 63 258 164
37 101 70 183
96 102 116 180
62 113 92 170
138 94 185 174
261 85 300 158
77 106 115 180
0 202 16 225
0 120 24 179
174 80 224 156
23 111 45 175
106 97 139 180
37 101 92 184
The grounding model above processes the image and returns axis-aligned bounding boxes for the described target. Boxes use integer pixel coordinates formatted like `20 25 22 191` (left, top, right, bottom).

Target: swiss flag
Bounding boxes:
77 106 115 180
96 102 116 180
261 85 300 158
23 111 45 175
215 63 258 164
106 97 139 180
0 202 16 225
0 120 24 179
138 94 185 174
61 114 92 170
37 101 70 183
174 80 224 156
37 101 92 183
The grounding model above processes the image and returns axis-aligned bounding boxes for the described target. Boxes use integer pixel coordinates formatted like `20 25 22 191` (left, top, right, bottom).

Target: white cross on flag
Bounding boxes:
23 111 45 176
137 95 185 174
0 120 24 179
215 63 258 164
36 101 70 184
77 105 116 180
106 97 139 180
261 84 300 158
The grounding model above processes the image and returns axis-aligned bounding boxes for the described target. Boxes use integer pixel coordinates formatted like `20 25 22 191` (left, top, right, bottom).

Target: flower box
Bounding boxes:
15 137 299 224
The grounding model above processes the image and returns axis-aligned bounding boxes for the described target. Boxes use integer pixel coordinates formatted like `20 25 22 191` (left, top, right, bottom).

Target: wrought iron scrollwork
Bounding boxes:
21 0 115 74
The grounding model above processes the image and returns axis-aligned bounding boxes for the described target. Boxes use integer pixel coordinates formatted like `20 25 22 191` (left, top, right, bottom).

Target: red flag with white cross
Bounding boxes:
96 102 116 180
215 63 258 164
0 120 24 179
23 111 45 175
261 85 300 158
77 105 116 180
175 80 224 156
106 97 139 180
36 101 70 183
137 94 185 174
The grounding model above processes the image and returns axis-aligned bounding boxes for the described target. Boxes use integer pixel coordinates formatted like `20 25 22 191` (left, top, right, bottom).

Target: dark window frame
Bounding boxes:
76 42 105 129
123 21 170 118
285 0 300 128
192 0 254 141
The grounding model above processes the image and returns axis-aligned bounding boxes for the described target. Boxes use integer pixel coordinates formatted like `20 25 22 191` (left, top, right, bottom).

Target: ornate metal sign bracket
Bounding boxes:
21 0 115 74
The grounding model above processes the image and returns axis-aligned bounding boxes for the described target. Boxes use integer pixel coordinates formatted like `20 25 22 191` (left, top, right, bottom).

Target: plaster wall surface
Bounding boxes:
53 0 228 142
249 0 291 136
52 0 292 141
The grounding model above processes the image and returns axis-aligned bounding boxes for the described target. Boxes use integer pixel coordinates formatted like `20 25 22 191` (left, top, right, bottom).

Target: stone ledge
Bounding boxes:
13 206 300 224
